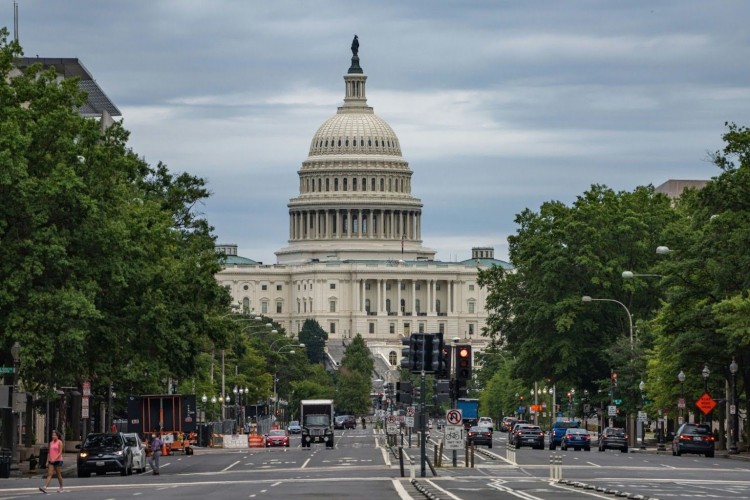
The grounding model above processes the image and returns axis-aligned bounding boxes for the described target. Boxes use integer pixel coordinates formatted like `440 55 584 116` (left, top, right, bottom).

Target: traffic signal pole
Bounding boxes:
420 339 426 478
451 338 458 467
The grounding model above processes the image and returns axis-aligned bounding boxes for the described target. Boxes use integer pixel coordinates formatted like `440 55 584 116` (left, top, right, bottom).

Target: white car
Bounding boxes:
478 417 494 432
123 433 148 473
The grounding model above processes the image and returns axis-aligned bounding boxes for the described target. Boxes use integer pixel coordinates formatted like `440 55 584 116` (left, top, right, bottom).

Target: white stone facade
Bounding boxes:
215 45 511 362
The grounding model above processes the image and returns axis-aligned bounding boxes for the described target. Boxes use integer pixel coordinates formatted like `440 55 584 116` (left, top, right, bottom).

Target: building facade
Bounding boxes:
216 42 511 368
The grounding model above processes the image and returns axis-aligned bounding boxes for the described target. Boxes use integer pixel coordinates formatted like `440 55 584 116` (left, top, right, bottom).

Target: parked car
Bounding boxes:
478 417 494 432
467 426 493 448
334 415 356 429
76 432 133 477
265 429 290 447
122 433 148 473
561 428 591 451
598 427 628 453
513 424 545 450
672 423 714 457
549 420 580 450
287 420 302 434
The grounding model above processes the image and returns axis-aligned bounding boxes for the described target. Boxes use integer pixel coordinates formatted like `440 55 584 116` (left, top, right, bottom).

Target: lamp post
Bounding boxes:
702 365 710 425
582 295 635 446
233 386 239 430
273 344 302 419
639 380 646 450
581 296 633 348
210 395 217 422
677 370 685 426
729 358 739 454
10 341 20 465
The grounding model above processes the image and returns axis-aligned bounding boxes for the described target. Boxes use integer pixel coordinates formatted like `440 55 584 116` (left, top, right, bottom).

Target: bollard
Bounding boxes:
470 443 475 468
549 453 562 480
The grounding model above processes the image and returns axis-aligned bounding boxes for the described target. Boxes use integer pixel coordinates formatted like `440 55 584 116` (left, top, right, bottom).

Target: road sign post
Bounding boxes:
444 425 463 451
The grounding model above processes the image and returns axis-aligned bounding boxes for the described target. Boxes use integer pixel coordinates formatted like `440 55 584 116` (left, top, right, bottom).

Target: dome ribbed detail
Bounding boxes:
308 114 402 156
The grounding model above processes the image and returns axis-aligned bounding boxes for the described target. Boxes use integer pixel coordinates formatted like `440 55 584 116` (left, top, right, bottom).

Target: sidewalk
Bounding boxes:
9 451 79 479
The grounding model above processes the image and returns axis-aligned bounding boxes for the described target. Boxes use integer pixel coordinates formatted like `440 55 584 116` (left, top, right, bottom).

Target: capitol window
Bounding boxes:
369 323 375 334
330 323 336 334
330 301 336 313
468 301 475 314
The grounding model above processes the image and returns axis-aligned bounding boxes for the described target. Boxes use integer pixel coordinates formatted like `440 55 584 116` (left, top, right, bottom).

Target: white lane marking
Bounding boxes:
393 479 415 500
487 480 544 500
426 479 463 500
222 460 240 472
270 482 281 487
586 461 601 467
301 457 311 468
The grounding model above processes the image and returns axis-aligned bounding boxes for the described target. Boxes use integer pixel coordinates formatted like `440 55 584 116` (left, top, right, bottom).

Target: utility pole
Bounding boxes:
451 337 458 467
420 339 426 478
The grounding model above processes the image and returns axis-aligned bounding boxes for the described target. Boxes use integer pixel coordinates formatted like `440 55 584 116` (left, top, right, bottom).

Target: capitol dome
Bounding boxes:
275 40 436 264
308 113 402 157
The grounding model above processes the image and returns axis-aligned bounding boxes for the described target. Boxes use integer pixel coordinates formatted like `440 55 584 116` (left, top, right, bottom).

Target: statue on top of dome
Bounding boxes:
351 35 359 57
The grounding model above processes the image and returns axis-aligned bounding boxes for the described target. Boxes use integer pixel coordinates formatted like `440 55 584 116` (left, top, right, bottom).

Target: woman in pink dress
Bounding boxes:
39 429 64 493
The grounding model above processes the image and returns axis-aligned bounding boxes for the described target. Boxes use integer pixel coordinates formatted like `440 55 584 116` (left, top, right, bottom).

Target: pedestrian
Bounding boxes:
39 429 64 494
149 433 163 475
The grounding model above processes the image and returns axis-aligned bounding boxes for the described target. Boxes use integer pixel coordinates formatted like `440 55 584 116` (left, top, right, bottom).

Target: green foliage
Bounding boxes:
478 183 678 412
333 335 374 414
647 123 750 417
299 319 328 364
0 30 232 399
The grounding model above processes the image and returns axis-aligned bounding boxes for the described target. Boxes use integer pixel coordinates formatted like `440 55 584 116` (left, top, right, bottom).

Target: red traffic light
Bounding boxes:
458 347 470 358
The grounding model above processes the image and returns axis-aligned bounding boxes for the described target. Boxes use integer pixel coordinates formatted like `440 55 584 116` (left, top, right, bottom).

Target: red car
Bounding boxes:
266 429 290 447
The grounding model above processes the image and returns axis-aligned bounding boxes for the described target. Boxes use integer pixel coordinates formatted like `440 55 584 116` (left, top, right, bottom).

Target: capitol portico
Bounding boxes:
216 39 511 369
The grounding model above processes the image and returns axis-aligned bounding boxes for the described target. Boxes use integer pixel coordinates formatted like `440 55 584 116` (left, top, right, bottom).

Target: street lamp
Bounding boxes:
10 341 20 465
702 365 710 425
622 271 662 279
211 395 217 422
581 296 633 348
639 380 646 450
730 358 739 454
677 370 685 426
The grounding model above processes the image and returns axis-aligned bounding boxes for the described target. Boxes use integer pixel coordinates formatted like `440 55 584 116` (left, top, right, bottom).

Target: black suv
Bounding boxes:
598 427 628 453
76 432 133 477
334 415 356 429
672 423 715 457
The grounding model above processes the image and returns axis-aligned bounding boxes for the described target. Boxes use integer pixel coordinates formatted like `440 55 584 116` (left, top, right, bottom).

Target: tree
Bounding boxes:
339 334 374 378
0 29 232 409
299 319 328 364
648 123 750 425
478 184 678 415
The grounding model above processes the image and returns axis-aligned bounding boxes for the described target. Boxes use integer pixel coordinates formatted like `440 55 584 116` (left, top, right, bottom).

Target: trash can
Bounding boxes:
0 448 11 478
38 447 49 470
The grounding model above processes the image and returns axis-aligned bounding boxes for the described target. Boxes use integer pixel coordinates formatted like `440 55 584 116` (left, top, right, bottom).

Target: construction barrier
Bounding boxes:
248 434 264 448
224 434 249 449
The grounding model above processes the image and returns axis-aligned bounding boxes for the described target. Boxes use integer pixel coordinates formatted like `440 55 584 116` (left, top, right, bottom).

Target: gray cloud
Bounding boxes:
8 0 749 263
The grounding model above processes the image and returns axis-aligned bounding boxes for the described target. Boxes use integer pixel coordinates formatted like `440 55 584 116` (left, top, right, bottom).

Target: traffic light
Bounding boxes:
396 381 412 405
433 379 450 404
456 344 472 397
427 333 441 373
611 372 618 387
413 334 426 371
439 342 451 379
400 336 414 370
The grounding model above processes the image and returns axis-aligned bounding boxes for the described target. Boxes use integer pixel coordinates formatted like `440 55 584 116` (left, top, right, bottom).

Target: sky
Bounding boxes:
6 1 750 264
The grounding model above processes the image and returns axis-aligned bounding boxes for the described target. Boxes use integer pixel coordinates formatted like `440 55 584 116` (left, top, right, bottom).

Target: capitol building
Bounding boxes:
215 41 511 371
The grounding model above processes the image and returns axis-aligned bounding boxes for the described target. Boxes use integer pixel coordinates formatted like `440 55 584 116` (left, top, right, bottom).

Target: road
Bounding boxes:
1 426 750 499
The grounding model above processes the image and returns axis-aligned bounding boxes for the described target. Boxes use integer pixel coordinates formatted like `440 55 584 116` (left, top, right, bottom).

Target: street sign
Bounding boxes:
446 409 462 426
638 411 647 422
730 404 737 415
613 399 622 405
0 367 14 374
608 405 617 417
406 406 416 417
444 425 463 450
405 416 415 428
677 397 685 409
695 392 717 415
82 381 91 397
386 416 399 435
